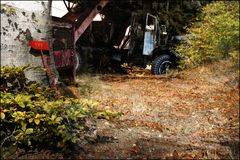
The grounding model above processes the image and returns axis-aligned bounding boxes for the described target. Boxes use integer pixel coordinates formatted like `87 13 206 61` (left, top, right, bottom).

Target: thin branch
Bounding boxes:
1 127 16 147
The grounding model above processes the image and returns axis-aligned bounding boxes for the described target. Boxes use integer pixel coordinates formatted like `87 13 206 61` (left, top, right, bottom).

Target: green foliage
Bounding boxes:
152 1 206 36
176 1 239 68
0 66 121 153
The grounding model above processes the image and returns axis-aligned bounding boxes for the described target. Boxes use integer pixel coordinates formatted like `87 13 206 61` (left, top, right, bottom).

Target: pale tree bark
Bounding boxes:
0 1 58 86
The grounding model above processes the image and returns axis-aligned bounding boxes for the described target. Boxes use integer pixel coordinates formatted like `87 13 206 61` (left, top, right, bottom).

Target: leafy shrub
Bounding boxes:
0 66 121 152
176 1 239 68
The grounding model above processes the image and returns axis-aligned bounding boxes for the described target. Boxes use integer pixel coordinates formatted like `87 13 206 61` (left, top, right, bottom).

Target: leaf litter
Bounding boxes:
73 60 239 159
20 60 239 159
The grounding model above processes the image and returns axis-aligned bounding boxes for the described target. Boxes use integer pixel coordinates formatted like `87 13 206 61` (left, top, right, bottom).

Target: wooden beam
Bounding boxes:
74 0 109 43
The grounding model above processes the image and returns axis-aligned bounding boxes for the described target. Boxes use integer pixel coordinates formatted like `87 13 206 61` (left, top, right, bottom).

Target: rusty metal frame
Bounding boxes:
63 0 75 12
74 0 109 43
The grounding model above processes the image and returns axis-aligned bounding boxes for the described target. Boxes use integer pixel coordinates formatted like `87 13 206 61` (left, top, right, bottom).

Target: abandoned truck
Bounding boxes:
52 1 180 75
78 12 180 74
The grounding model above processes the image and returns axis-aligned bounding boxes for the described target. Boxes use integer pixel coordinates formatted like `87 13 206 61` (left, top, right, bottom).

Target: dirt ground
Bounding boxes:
65 60 238 159
19 60 239 159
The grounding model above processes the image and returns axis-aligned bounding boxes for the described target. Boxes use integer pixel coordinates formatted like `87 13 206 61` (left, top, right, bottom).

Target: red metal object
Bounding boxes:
28 40 60 96
52 49 76 82
74 0 109 43
53 49 74 68
52 26 76 80
28 41 50 50
50 0 109 82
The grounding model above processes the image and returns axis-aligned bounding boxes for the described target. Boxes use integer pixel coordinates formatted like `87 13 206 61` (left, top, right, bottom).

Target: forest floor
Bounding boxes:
20 60 239 159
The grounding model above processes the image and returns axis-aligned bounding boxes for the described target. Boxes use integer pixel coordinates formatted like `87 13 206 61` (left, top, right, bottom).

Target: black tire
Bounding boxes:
151 54 174 75
74 52 83 72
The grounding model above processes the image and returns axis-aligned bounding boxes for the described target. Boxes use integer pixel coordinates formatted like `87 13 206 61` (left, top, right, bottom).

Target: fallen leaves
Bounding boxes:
64 60 239 159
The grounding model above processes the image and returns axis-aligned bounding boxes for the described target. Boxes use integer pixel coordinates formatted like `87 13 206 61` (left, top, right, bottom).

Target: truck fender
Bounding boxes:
151 48 177 63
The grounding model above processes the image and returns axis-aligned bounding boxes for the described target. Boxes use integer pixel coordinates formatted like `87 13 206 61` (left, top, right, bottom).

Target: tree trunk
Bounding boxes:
0 1 58 86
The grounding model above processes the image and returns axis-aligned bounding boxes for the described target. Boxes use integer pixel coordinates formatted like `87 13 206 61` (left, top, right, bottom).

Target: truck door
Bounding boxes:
143 13 158 56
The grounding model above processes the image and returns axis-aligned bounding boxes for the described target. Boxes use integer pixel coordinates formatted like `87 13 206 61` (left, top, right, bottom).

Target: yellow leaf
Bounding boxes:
26 128 33 134
21 122 27 131
35 114 41 118
15 132 23 140
3 109 9 112
28 140 31 146
35 94 41 97
1 112 5 119
106 110 112 114
18 102 25 108
34 119 40 125
29 118 33 123
35 113 45 119
51 114 56 120
55 117 62 123
92 102 100 107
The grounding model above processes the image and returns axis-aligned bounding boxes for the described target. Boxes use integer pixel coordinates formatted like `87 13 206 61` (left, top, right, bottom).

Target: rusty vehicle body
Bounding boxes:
77 10 178 74
51 0 179 75
51 0 109 78
52 18 75 71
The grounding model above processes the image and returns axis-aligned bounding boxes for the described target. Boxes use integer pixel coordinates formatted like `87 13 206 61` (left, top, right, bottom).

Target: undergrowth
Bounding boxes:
0 65 122 159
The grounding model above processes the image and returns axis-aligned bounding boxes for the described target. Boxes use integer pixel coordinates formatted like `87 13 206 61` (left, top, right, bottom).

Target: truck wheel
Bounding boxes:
74 52 83 72
151 54 173 75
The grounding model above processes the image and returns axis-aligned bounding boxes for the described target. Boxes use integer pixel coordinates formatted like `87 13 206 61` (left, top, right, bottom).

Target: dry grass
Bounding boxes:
23 59 238 159
70 60 239 159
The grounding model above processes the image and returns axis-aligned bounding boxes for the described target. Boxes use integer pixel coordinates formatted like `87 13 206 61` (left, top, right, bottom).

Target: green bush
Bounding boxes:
176 1 239 68
0 66 121 152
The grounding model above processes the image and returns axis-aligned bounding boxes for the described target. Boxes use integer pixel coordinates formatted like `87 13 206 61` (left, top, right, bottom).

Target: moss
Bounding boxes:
7 18 12 25
31 12 36 20
22 12 26 16
2 27 8 31
41 1 46 7
25 29 33 42
14 29 33 43
36 29 41 33
1 4 16 16
14 22 18 30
